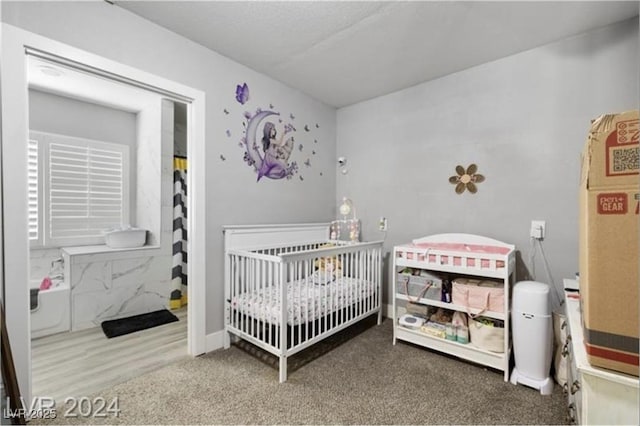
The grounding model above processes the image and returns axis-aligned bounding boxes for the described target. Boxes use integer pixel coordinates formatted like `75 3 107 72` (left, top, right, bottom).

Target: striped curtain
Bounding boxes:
171 157 188 309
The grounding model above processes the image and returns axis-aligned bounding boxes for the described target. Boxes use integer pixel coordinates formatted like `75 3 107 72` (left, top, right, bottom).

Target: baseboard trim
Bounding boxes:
383 303 393 319
206 330 225 352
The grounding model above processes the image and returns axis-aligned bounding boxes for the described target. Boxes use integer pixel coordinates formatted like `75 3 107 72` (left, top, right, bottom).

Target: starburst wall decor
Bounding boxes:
449 164 485 194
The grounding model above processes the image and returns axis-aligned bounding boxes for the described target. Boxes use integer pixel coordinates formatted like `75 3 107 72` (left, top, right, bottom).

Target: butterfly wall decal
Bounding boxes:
235 83 249 105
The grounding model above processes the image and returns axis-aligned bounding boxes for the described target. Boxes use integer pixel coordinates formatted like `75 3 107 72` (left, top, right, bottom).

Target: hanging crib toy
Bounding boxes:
330 197 360 243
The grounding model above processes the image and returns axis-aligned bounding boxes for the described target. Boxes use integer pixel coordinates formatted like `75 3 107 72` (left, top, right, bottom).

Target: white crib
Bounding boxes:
223 223 383 382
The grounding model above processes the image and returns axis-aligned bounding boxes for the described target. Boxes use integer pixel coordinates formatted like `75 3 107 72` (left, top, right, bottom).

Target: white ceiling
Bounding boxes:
115 1 639 108
28 55 161 112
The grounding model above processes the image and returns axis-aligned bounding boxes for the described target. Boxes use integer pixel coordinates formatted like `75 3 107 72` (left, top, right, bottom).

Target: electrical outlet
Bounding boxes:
379 217 388 231
530 220 546 239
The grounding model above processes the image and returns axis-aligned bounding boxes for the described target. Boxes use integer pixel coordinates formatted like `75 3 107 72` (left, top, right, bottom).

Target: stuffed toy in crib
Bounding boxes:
314 256 342 274
311 251 343 285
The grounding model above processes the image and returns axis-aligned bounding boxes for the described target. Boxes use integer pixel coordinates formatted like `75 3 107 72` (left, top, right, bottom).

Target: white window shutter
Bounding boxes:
28 139 39 241
30 131 130 247
49 142 125 241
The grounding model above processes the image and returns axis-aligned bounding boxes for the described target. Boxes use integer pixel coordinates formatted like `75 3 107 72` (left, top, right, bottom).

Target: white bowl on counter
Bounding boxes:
104 227 147 248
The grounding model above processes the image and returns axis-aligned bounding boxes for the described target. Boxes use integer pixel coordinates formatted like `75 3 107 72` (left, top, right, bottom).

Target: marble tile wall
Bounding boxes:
29 248 64 287
63 248 171 331
135 100 173 252
135 104 161 247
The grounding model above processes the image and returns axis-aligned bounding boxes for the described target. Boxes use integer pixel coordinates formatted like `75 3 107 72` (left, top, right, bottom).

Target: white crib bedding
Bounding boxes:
230 276 375 326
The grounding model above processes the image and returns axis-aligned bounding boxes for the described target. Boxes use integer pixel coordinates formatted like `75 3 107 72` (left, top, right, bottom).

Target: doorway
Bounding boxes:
1 25 206 403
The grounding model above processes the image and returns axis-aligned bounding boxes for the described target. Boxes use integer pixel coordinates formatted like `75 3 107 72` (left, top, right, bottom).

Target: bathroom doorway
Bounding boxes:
27 57 191 403
2 26 206 403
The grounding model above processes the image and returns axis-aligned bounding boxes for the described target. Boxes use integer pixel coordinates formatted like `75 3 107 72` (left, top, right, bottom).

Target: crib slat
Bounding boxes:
297 259 301 346
237 255 242 328
345 251 350 323
244 257 249 336
353 250 357 319
311 256 317 341
362 249 367 315
280 262 286 354
249 257 254 337
357 250 362 319
231 254 236 329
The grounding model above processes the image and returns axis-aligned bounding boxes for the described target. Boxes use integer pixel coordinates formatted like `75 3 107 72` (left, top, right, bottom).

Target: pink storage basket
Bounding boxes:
452 278 504 315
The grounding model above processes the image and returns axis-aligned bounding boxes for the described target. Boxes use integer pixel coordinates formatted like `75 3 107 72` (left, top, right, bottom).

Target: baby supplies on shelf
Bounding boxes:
420 322 446 339
398 314 425 330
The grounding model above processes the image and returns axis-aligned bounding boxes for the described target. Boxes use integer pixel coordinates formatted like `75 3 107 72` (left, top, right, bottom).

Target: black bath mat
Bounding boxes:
101 309 179 338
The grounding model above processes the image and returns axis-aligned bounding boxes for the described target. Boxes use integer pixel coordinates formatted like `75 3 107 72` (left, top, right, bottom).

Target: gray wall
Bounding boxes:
28 89 138 224
337 18 639 307
4 1 337 334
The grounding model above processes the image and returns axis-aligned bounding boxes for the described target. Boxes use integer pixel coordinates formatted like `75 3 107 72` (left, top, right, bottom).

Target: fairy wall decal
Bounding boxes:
227 82 324 182
243 110 297 181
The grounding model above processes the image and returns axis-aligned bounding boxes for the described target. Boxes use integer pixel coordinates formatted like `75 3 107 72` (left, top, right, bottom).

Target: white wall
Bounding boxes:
2 1 337 336
337 18 639 306
28 89 138 224
28 90 137 145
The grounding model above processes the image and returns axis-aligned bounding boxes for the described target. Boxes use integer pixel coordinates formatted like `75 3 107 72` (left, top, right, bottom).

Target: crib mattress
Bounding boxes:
230 276 375 326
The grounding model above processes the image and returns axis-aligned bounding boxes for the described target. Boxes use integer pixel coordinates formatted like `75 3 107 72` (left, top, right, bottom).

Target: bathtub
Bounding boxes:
30 279 71 339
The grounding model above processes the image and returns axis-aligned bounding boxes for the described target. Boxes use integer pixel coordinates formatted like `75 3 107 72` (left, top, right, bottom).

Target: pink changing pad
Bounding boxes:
397 242 510 268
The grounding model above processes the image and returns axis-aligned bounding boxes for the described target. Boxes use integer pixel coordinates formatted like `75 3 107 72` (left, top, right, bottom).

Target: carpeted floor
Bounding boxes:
35 317 567 425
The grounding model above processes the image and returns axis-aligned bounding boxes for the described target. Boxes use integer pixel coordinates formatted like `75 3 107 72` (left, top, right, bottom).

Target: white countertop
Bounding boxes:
61 244 161 256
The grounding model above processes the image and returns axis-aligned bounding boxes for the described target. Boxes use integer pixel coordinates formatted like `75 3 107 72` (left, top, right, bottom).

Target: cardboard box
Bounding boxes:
579 110 639 376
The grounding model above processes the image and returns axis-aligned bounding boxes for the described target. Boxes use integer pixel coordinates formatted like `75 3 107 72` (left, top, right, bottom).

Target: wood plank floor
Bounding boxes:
31 308 188 404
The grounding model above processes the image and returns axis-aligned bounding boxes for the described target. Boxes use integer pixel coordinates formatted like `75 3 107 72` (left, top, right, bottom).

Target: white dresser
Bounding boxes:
563 287 639 425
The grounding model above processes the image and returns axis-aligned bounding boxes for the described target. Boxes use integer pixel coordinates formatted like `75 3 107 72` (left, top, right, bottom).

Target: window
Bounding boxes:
29 131 130 247
28 138 39 241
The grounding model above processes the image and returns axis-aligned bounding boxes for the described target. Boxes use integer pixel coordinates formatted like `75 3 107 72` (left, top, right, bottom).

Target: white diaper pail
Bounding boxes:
510 281 554 395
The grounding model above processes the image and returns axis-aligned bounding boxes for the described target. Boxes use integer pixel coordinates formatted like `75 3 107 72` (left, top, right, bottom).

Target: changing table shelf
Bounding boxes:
395 326 508 371
392 233 516 382
395 294 506 321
